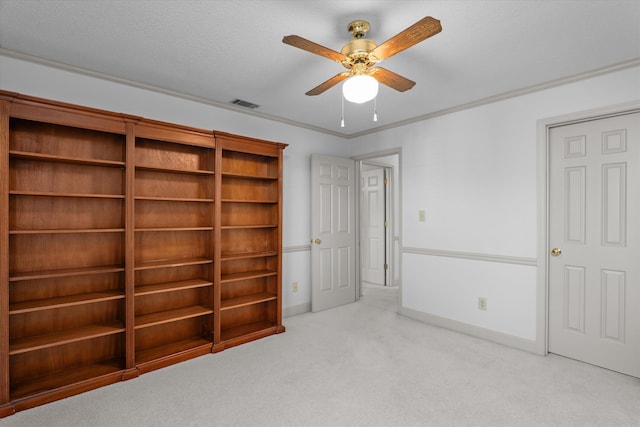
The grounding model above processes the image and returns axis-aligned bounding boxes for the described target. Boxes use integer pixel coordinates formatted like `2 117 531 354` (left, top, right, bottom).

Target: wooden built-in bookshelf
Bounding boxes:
0 91 286 417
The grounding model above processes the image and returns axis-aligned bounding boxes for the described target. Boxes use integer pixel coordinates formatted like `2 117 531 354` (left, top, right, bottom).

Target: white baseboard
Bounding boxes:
399 306 543 355
283 302 311 318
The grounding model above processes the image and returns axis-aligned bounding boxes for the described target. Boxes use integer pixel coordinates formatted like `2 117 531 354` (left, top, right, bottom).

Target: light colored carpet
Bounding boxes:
2 285 639 427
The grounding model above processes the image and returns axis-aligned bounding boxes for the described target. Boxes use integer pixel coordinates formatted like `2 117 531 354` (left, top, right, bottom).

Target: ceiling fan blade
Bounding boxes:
306 72 350 96
283 35 347 62
370 67 416 92
371 16 442 61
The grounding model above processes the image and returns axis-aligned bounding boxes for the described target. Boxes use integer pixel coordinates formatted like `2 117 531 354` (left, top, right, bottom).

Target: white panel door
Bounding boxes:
311 154 356 312
549 112 640 378
361 166 386 285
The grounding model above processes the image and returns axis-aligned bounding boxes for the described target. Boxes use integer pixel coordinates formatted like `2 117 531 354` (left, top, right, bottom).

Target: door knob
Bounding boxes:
313 238 321 245
551 248 562 256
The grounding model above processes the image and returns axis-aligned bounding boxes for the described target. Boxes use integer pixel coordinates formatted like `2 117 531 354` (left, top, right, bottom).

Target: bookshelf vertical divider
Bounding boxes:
123 119 139 380
0 90 286 417
212 136 224 352
0 95 14 418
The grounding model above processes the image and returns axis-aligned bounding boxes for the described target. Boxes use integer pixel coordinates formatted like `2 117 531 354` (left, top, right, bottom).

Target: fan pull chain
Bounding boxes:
373 96 378 122
341 94 345 128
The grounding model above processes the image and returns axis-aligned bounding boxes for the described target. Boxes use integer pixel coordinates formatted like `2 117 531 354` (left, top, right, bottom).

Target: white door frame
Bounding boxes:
352 148 402 304
536 101 640 356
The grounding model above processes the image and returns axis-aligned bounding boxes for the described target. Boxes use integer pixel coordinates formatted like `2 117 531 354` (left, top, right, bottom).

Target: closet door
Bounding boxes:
548 112 640 378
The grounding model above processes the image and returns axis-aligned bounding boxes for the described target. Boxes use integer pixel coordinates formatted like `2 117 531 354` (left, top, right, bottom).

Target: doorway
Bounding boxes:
355 151 401 312
545 108 640 378
360 163 390 287
309 150 401 313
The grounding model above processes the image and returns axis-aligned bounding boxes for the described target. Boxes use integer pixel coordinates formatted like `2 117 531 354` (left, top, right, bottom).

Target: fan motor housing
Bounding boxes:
341 38 377 58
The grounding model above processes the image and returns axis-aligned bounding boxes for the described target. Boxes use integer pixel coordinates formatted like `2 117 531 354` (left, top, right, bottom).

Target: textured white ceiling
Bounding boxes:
0 0 639 137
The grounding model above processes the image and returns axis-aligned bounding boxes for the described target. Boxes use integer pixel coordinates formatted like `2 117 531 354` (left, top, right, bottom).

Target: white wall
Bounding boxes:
3 53 639 350
0 54 351 315
349 65 640 350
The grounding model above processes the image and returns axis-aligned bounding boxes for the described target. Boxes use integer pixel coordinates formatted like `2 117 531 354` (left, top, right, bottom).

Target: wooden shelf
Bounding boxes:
131 132 215 378
9 322 125 355
10 150 125 168
135 279 212 296
221 251 278 261
135 337 211 366
135 227 213 232
221 320 277 341
9 190 125 199
10 291 125 314
10 228 125 235
4 109 128 414
135 305 213 329
10 360 123 400
135 164 214 175
221 293 277 311
221 269 278 283
221 199 278 204
135 196 214 203
221 224 278 230
134 257 213 271
221 171 277 180
9 265 125 282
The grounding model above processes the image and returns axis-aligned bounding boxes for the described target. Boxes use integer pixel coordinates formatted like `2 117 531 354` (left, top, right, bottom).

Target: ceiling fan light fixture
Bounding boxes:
342 74 378 104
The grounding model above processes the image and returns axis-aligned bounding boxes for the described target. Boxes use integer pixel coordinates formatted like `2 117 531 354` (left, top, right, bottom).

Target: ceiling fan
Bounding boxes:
282 16 442 102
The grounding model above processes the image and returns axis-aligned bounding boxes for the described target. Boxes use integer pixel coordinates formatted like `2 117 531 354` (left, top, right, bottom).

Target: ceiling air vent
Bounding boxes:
230 99 260 109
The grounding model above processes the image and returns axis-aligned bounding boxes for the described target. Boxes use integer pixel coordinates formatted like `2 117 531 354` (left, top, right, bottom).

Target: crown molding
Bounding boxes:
0 48 347 139
2 48 638 140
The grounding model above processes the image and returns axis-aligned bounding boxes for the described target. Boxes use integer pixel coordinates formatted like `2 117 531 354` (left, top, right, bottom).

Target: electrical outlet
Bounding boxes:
418 210 426 222
478 297 487 311
292 281 298 293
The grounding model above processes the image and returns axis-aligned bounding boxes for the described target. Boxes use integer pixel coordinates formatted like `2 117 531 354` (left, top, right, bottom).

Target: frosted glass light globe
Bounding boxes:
342 75 379 103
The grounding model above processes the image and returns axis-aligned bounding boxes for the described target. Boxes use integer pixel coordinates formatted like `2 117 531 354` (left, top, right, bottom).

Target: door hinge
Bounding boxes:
384 263 389 270
384 177 388 185
384 220 388 228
